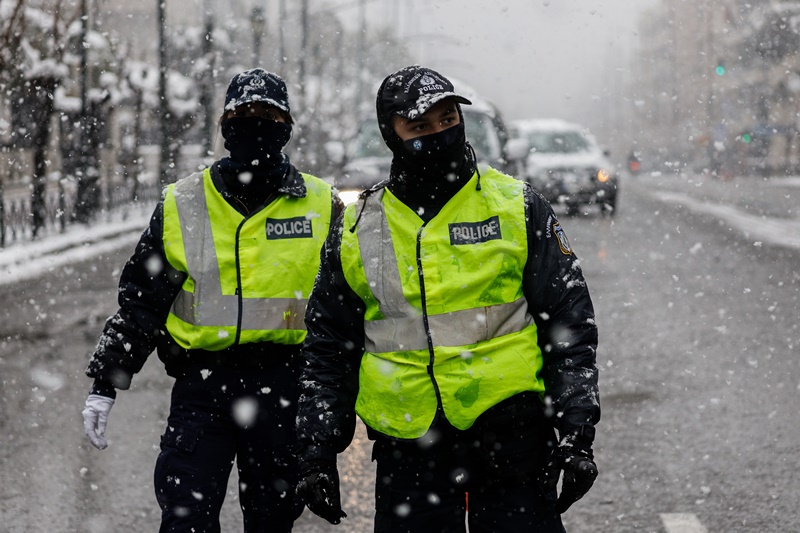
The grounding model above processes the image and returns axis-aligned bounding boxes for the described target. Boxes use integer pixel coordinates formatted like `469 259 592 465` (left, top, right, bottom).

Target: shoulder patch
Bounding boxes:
552 221 572 255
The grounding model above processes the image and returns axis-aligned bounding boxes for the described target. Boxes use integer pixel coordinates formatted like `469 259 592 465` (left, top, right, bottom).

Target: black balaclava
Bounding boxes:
219 116 292 195
218 68 294 202
385 116 474 211
376 66 477 217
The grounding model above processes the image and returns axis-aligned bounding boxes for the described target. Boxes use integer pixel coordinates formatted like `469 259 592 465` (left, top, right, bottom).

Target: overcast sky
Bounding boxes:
328 0 661 130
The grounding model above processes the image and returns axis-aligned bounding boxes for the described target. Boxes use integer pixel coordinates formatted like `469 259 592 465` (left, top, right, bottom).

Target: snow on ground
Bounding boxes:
653 190 800 249
0 209 150 286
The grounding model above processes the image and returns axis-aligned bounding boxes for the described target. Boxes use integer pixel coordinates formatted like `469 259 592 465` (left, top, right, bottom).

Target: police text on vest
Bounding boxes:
266 216 314 239
449 216 502 245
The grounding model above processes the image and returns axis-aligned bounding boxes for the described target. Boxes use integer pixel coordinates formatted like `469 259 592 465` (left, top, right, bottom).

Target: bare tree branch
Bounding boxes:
0 0 27 73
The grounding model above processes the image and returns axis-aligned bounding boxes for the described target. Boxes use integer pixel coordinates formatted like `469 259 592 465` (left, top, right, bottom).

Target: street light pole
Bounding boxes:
74 0 89 225
251 6 265 67
79 0 88 126
158 0 171 186
299 0 308 106
355 0 366 116
201 0 215 158
279 0 286 75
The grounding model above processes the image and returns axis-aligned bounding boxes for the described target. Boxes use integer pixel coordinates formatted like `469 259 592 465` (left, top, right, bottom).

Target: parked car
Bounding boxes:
510 118 618 216
330 80 527 204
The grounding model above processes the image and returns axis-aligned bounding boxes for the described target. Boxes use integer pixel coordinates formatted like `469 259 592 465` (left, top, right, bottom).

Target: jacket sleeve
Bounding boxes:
522 184 600 439
296 213 366 463
85 200 186 390
331 188 345 223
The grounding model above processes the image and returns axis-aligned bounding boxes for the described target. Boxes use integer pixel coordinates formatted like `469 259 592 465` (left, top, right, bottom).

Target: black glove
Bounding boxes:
296 459 347 525
539 432 598 514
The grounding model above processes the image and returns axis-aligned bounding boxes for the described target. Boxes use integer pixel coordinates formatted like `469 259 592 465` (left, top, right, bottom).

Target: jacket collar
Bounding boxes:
210 160 307 199
277 165 307 198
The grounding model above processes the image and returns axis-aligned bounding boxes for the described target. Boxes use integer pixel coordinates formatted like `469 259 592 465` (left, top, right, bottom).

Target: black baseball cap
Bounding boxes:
378 65 472 121
224 68 292 117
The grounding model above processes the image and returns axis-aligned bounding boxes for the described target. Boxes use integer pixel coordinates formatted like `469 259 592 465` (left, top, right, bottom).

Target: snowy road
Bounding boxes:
561 173 800 532
1 173 798 532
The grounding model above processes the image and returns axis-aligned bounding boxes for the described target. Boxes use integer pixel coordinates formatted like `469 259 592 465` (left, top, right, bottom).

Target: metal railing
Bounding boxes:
0 140 209 248
1 178 162 247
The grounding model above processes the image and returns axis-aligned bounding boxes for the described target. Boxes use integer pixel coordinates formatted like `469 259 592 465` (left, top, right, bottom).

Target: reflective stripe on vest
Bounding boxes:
343 169 544 438
163 168 331 350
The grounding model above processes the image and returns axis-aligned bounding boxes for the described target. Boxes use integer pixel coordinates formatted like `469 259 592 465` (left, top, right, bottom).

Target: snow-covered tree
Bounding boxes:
1 0 73 237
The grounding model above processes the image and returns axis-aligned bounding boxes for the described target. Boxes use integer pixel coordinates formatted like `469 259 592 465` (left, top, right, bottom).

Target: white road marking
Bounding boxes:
660 513 708 533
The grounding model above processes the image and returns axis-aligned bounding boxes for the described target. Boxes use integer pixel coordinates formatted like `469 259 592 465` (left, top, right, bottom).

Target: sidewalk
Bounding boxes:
637 173 800 220
634 173 800 250
0 206 150 286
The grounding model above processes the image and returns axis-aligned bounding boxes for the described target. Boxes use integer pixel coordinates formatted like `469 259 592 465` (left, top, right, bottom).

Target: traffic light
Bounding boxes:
715 60 726 76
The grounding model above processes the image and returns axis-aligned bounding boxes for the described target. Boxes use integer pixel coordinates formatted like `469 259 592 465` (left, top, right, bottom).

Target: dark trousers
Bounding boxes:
154 361 301 533
372 392 565 533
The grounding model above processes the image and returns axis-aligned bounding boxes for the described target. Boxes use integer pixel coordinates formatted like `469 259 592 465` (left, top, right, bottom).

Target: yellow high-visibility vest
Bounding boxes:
341 168 544 439
162 167 333 350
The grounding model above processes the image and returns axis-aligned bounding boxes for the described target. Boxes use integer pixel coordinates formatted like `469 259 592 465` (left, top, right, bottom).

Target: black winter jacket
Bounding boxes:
85 162 343 397
296 178 600 463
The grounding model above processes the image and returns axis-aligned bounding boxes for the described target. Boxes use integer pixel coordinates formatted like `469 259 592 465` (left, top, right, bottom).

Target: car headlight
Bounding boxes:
337 189 361 205
596 169 611 183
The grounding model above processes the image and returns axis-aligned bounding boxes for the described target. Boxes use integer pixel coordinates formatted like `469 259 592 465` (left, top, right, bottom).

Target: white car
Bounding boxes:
510 119 618 216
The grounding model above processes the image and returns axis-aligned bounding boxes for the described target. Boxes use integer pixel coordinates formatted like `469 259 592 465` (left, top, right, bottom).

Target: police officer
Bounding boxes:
295 65 600 532
81 68 343 532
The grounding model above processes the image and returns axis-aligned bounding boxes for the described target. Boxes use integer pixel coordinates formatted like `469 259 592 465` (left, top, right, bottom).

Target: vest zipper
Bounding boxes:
233 219 246 346
231 192 277 347
416 222 444 411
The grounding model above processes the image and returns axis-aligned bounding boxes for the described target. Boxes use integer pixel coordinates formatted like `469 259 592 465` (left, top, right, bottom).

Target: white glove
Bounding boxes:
82 394 115 450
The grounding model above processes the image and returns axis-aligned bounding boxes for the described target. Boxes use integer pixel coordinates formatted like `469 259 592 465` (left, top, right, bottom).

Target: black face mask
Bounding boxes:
387 122 471 210
221 116 292 171
399 122 467 177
